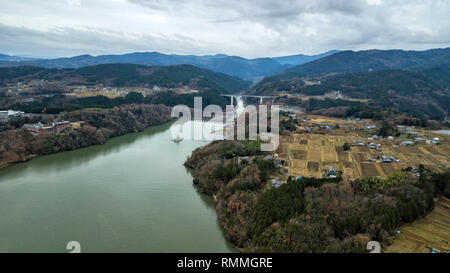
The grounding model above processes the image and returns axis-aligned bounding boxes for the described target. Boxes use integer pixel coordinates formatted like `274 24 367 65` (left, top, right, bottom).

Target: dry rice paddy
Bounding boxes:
385 197 450 253
277 116 449 180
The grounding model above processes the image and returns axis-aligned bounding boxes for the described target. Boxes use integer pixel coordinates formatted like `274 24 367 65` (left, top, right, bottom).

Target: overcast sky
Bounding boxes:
0 0 449 58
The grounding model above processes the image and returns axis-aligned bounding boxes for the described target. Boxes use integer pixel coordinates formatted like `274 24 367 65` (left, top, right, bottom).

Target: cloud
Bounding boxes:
116 0 450 55
67 0 81 6
0 23 221 57
0 0 449 58
366 0 381 5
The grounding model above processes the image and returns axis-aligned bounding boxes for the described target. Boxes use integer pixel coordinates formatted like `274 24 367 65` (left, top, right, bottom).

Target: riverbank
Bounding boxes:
0 104 173 170
184 140 271 249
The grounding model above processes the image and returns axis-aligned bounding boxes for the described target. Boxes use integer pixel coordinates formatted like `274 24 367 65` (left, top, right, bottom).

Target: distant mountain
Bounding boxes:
0 63 250 94
0 53 38 62
249 47 450 120
273 50 339 66
252 48 450 95
0 51 338 80
280 48 450 77
194 55 284 80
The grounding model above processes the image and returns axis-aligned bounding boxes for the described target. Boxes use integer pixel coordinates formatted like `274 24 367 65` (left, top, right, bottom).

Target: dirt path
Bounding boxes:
349 152 362 178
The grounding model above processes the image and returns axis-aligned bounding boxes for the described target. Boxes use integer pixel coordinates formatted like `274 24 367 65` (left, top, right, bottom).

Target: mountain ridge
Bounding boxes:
0 63 250 94
252 47 450 94
283 47 450 77
0 51 339 80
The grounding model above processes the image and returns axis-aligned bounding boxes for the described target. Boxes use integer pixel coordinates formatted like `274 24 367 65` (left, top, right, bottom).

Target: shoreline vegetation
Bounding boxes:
185 140 450 253
0 103 173 170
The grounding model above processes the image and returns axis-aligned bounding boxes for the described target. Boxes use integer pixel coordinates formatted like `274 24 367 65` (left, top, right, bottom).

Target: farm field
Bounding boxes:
67 86 198 99
385 197 450 253
276 116 450 180
274 115 450 253
278 92 370 103
68 88 153 98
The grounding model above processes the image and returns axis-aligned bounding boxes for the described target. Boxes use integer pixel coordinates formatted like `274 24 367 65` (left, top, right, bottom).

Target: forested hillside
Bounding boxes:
252 68 449 120
305 70 448 119
0 63 250 94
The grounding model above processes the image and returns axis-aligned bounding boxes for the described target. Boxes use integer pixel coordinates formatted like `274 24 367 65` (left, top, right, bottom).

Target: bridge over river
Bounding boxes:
221 94 277 105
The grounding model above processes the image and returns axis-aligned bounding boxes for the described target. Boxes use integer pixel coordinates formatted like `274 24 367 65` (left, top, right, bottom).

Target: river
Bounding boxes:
0 120 235 253
435 130 450 136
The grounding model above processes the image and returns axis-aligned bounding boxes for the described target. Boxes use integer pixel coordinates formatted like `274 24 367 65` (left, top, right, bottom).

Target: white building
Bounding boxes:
0 110 26 121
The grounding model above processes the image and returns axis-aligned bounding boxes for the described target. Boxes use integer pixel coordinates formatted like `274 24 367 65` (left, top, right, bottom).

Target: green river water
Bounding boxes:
0 121 233 253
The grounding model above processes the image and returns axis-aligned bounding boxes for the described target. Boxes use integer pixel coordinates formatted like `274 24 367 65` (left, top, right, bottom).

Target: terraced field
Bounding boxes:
274 115 450 253
276 116 450 180
385 197 450 253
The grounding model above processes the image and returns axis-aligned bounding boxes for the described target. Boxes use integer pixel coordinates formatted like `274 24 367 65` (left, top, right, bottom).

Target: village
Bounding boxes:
278 89 371 103
1 79 201 100
0 108 84 136
67 84 200 98
1 79 52 95
265 112 449 188
23 120 84 135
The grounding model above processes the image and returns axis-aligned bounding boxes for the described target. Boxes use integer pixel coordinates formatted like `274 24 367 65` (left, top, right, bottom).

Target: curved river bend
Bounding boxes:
0 121 234 253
